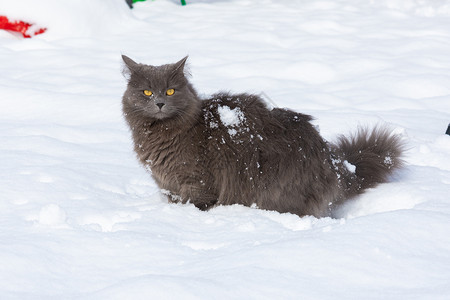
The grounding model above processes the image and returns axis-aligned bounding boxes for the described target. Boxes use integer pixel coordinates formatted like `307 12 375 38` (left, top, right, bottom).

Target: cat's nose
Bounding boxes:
156 103 165 109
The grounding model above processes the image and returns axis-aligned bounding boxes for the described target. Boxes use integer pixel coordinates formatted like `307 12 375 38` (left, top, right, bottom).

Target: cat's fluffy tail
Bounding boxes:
333 126 405 200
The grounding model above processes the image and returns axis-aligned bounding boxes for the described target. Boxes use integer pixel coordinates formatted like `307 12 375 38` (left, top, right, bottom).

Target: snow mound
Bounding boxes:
38 204 67 226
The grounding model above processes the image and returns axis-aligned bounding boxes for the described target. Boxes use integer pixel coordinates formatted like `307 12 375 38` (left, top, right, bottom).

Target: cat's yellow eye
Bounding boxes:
166 88 175 96
143 90 153 96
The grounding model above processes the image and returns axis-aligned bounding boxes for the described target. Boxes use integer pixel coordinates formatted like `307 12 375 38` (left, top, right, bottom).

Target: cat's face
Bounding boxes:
122 55 195 120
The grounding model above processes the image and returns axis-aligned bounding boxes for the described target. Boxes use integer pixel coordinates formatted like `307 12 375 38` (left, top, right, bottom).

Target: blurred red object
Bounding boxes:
0 15 46 38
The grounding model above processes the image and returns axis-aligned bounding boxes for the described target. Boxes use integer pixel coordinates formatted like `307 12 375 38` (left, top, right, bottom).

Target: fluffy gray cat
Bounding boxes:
121 55 404 217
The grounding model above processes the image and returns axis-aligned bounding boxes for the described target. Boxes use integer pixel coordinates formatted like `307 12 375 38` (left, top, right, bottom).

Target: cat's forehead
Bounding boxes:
141 63 171 75
138 63 174 84
124 56 188 88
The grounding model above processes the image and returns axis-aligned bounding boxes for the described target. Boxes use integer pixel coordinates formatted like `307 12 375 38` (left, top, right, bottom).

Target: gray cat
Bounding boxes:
121 55 404 217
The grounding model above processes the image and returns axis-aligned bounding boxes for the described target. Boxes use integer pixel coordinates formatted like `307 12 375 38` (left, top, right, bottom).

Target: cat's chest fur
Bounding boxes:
127 97 263 201
129 117 209 194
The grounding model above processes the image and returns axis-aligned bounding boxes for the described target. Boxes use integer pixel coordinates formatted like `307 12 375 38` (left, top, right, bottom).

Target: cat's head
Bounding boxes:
122 55 199 121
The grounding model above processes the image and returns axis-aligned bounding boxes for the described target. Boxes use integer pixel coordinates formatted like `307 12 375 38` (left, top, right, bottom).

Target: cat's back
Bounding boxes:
202 92 270 123
201 92 319 147
202 92 280 137
200 92 335 216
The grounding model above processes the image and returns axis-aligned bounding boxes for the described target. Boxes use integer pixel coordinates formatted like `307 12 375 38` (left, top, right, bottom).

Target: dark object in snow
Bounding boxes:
121 55 405 218
0 16 46 38
446 124 450 135
126 0 186 8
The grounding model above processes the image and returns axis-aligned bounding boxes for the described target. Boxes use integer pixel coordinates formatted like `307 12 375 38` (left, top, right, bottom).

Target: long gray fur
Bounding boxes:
121 55 404 217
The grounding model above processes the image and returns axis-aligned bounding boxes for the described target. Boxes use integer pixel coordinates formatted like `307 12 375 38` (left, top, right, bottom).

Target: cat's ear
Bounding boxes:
170 56 190 83
122 55 141 72
173 56 189 73
122 55 140 79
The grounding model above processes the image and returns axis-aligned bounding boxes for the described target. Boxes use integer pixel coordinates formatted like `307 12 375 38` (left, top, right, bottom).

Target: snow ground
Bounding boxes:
1 0 450 299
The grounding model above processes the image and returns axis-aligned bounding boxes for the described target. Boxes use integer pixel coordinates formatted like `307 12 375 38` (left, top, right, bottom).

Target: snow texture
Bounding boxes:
217 105 245 136
218 105 245 128
343 160 356 173
1 0 450 299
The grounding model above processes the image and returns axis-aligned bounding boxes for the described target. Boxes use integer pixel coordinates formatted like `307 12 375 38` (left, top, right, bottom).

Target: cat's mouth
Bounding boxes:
142 107 169 119
153 110 170 119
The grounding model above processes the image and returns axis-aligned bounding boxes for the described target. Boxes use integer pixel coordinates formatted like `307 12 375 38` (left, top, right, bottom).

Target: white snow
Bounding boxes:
37 204 67 226
343 160 356 173
218 106 245 127
1 0 450 299
217 105 246 137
